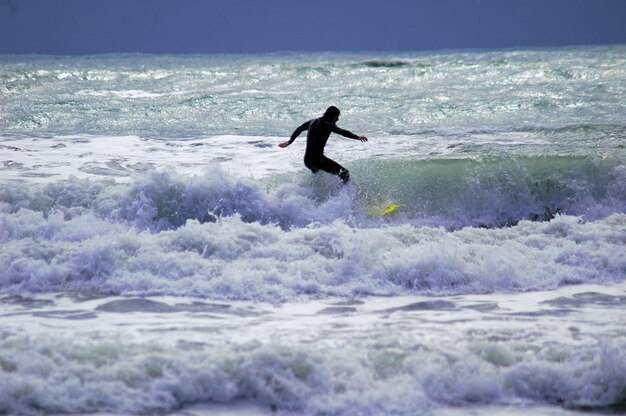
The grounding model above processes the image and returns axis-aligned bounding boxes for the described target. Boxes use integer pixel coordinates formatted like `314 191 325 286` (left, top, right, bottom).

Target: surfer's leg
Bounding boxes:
317 156 350 183
304 158 320 174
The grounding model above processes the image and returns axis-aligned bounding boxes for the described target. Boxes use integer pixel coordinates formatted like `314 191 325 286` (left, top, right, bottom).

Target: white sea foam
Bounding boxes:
1 285 625 415
1 167 624 301
76 89 166 98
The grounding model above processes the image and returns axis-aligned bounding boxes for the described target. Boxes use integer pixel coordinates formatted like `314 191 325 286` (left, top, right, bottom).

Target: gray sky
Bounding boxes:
1 0 626 54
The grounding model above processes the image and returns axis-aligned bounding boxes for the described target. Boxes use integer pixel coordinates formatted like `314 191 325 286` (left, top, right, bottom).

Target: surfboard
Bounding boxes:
367 203 400 217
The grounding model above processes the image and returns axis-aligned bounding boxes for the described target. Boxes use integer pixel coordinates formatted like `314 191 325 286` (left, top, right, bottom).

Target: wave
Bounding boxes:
3 155 624 231
1 159 624 301
1 333 624 415
514 124 626 141
358 59 414 68
3 210 623 301
346 154 626 228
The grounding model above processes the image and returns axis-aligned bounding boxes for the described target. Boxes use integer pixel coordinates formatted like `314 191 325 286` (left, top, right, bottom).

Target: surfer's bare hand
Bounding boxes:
278 141 290 148
358 136 368 142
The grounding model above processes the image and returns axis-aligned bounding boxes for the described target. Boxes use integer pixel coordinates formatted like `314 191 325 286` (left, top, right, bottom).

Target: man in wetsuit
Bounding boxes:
278 106 368 183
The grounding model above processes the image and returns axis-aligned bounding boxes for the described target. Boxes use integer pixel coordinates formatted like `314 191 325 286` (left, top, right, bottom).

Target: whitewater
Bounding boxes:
1 46 625 415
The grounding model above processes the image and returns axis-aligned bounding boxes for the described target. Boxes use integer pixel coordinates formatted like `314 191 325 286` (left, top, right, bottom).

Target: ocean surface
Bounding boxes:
1 46 625 415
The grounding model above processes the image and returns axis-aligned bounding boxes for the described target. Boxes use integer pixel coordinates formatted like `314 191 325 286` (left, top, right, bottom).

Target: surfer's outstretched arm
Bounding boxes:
332 125 368 142
279 121 310 148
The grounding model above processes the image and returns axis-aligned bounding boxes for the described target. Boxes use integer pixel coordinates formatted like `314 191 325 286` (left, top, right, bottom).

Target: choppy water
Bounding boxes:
1 46 625 415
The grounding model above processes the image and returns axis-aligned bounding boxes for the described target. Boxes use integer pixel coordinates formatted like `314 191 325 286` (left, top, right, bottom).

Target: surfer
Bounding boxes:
279 106 368 183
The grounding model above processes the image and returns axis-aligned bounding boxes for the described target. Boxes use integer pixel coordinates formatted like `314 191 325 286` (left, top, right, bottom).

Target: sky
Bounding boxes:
1 0 626 54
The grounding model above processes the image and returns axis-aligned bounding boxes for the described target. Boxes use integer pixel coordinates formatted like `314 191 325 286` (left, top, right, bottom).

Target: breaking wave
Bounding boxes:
1 158 624 301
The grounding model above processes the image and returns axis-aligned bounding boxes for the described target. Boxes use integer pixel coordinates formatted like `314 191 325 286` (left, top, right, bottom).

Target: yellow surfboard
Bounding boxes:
367 203 400 217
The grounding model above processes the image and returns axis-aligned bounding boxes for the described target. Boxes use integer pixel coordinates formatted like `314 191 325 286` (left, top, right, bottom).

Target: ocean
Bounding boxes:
1 45 625 415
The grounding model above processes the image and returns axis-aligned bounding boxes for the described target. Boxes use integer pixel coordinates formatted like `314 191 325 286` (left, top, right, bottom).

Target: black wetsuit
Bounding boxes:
288 117 360 182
